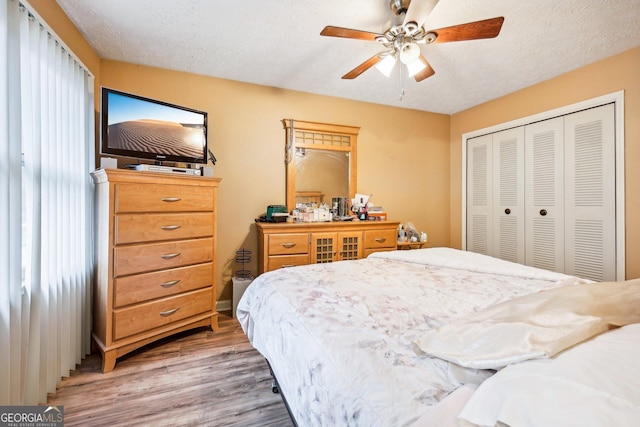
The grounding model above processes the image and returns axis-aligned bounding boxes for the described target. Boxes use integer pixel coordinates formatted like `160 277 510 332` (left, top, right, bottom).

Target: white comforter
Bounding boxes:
237 248 576 426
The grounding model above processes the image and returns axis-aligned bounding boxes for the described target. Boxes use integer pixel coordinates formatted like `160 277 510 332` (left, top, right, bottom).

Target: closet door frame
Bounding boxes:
461 91 625 280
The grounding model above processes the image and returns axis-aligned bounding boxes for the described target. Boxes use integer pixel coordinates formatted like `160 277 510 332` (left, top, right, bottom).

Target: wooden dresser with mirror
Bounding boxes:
257 119 399 274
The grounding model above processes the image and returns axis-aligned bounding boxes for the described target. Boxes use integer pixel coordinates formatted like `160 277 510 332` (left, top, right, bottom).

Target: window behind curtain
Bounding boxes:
1 0 95 405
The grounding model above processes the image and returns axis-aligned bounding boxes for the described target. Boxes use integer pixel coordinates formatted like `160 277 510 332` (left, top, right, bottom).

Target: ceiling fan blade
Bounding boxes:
413 55 435 82
403 0 440 29
342 54 383 79
320 26 382 41
430 17 504 43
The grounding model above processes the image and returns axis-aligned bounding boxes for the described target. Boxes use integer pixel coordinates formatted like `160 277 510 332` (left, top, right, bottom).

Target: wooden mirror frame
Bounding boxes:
283 119 359 212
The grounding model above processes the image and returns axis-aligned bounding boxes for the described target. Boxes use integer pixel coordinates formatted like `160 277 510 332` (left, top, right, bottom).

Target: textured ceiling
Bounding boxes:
56 0 640 114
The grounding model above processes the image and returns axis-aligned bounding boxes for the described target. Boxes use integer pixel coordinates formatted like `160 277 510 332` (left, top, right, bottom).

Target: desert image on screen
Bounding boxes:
107 92 205 159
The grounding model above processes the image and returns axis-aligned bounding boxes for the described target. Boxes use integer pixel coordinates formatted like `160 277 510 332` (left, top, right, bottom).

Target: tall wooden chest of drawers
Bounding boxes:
91 168 221 372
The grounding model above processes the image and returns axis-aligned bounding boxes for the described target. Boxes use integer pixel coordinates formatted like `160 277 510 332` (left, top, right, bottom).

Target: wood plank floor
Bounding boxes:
47 313 294 427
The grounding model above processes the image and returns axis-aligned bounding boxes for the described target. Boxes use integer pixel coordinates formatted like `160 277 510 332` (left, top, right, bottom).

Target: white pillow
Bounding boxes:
457 323 640 427
415 279 640 369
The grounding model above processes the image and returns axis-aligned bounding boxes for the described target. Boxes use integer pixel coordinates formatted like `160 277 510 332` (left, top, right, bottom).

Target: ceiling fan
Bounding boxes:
320 0 504 82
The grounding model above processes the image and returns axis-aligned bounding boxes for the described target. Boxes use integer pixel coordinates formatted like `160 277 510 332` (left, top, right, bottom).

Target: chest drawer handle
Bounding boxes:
159 307 180 317
375 237 387 243
161 253 181 259
161 225 182 231
281 242 297 249
161 197 181 202
160 279 180 288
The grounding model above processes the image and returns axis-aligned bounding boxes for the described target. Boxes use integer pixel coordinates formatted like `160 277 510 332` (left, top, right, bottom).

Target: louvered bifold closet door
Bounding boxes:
564 104 616 281
525 117 565 272
466 135 493 256
492 128 525 264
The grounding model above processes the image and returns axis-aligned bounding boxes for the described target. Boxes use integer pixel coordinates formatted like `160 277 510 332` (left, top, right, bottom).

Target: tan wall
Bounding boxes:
31 1 450 303
450 46 640 279
99 61 451 301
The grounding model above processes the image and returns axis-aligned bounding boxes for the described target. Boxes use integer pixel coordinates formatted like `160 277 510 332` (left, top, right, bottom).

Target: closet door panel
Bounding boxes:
492 127 525 264
525 117 565 272
466 135 493 256
564 104 616 281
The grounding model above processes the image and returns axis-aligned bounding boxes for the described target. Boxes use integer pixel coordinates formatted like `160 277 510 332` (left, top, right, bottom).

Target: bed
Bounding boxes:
237 247 640 426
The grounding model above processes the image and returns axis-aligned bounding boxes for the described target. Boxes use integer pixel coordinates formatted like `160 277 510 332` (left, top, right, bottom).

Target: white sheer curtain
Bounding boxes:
1 0 95 405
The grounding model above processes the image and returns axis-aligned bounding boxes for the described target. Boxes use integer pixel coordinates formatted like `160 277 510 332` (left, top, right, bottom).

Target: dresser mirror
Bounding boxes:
283 119 359 211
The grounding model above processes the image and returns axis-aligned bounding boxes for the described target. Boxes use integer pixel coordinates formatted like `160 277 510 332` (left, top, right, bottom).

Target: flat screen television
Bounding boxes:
101 87 208 165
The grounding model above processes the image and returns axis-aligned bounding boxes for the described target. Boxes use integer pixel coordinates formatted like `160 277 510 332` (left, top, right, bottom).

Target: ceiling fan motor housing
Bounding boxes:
390 0 412 16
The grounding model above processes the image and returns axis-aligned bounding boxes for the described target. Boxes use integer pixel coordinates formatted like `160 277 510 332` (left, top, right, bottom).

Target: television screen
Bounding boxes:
101 87 208 165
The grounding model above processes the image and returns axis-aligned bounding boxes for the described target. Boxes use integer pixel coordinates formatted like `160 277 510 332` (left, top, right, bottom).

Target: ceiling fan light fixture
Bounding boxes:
406 57 426 77
375 54 396 77
399 42 420 64
404 21 419 35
